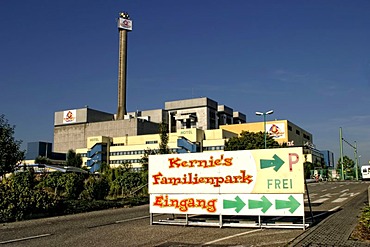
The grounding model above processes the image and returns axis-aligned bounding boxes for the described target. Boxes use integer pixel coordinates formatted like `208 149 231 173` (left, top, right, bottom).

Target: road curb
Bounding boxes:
288 190 369 246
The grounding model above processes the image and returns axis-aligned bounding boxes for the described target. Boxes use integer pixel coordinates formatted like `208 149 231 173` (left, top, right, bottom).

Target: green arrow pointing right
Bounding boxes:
248 196 272 213
223 196 246 213
275 195 301 213
260 154 284 172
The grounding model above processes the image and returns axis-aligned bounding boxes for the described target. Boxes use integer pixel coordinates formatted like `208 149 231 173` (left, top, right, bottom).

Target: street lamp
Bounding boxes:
354 141 359 181
255 110 274 149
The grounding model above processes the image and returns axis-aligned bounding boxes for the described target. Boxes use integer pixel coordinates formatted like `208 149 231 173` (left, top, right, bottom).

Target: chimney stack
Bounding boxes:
117 12 132 120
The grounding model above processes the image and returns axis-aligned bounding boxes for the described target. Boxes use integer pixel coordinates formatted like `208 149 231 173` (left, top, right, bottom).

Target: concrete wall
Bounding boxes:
54 107 114 126
165 97 217 111
140 109 168 124
54 118 159 153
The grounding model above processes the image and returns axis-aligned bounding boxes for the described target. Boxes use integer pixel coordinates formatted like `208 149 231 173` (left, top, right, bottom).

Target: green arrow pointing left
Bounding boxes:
260 154 284 172
223 196 246 213
275 195 301 213
248 196 272 213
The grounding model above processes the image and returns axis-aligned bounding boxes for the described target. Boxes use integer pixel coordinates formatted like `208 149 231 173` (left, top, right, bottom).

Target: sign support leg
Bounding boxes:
258 215 261 228
304 178 314 225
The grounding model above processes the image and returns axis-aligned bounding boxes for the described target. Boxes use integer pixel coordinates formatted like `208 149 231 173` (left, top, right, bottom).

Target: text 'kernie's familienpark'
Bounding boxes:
151 154 253 187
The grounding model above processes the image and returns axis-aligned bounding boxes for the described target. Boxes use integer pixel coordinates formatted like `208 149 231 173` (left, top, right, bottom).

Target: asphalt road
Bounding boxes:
1 181 369 247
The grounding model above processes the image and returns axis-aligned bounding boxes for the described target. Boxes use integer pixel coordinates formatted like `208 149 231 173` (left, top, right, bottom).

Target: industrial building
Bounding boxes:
75 127 238 172
53 107 159 153
24 12 328 172
67 106 322 172
53 96 247 172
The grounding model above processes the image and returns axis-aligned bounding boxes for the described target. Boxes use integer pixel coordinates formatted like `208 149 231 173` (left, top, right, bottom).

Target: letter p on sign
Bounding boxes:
289 153 299 172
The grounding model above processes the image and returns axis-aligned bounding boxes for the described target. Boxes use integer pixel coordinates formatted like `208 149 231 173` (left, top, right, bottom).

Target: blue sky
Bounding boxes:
1 0 370 165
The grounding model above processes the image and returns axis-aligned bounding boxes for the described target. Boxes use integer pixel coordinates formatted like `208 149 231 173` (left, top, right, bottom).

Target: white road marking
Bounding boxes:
313 206 340 218
329 206 341 212
0 234 51 244
340 192 359 198
321 193 336 197
312 198 330 203
332 197 348 203
202 229 263 245
115 215 149 223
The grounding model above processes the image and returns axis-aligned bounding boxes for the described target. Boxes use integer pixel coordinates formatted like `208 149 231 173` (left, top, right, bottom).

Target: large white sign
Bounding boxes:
149 148 305 217
149 148 304 194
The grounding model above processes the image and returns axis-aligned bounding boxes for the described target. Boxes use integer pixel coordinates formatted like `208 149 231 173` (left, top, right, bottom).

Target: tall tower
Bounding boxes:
117 12 132 120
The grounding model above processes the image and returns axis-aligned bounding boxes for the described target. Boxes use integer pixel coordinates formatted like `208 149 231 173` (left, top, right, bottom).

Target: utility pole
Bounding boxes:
339 127 344 180
340 127 359 181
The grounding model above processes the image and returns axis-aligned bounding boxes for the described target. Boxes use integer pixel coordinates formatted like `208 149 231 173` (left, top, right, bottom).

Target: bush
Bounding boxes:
56 199 127 215
0 171 57 223
80 176 109 201
64 173 85 199
0 169 150 223
38 172 85 199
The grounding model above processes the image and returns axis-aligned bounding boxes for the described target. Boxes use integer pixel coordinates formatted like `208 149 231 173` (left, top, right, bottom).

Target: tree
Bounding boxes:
66 149 82 168
337 156 355 171
0 115 25 178
303 161 315 179
35 156 52 165
158 122 170 154
224 131 281 151
140 148 156 172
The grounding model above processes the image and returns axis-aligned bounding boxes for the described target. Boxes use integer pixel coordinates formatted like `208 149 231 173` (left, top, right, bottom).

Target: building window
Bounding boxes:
288 125 292 131
203 146 224 151
296 130 300 135
145 140 158 144
303 133 310 140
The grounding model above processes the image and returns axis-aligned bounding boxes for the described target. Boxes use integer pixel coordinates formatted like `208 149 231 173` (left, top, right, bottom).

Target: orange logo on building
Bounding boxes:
63 111 75 122
268 124 284 138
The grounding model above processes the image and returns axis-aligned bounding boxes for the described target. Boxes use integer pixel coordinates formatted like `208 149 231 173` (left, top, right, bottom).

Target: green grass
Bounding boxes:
351 206 370 241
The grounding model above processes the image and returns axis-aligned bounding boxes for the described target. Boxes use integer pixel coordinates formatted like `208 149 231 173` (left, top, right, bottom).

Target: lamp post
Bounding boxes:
354 141 359 181
255 110 274 149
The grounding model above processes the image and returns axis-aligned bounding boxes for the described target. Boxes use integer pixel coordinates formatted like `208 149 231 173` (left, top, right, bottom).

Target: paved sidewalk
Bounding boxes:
288 190 370 247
